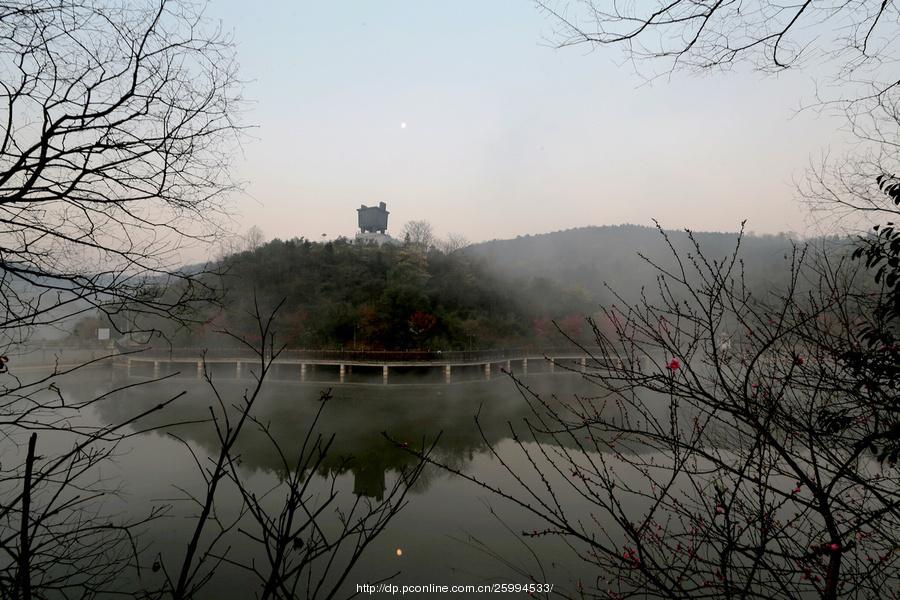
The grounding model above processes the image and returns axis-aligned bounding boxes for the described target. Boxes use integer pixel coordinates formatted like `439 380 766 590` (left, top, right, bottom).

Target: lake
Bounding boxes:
16 364 629 598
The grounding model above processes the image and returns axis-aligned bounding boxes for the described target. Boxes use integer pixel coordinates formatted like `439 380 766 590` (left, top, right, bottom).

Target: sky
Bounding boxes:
207 0 849 245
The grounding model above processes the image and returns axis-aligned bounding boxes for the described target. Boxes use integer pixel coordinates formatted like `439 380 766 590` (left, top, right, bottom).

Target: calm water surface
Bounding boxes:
33 368 636 598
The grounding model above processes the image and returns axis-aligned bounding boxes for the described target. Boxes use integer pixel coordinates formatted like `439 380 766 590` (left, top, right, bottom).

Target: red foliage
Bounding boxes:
533 317 554 339
558 313 585 338
409 310 438 335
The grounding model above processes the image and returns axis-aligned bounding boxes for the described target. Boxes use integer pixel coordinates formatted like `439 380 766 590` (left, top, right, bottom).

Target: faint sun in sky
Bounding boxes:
400 122 407 129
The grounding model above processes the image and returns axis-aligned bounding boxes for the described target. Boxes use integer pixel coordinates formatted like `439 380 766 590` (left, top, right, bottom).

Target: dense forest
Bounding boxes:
177 237 593 350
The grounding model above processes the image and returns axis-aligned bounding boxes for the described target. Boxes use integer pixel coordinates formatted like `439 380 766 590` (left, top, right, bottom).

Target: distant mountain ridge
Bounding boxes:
465 224 810 303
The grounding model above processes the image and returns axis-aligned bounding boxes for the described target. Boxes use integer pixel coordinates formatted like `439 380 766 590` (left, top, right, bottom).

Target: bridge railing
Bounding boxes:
119 346 607 363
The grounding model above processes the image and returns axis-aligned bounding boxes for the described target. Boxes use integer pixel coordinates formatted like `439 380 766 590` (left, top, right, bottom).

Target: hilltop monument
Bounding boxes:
358 202 389 233
356 202 396 245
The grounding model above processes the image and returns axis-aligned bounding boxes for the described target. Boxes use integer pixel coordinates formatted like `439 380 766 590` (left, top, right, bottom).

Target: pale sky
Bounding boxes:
208 0 849 244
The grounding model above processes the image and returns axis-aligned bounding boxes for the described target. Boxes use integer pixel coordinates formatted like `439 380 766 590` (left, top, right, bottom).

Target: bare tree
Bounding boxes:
243 225 266 252
223 395 426 600
0 356 188 598
0 2 422 598
538 0 900 228
402 220 435 250
0 1 245 587
535 0 900 451
436 233 469 254
146 301 427 600
411 226 898 599
0 0 243 346
0 302 424 599
537 1 898 76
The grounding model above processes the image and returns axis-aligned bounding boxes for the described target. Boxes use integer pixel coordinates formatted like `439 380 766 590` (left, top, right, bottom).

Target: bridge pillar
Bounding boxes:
484 363 491 380
300 363 307 383
153 361 160 378
197 360 203 379
382 365 389 385
506 359 511 373
339 364 345 384
581 357 587 373
522 358 528 375
236 361 241 378
444 365 451 384
549 358 555 373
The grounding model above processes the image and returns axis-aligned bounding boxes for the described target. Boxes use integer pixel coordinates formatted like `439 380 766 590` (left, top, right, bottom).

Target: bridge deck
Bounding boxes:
114 352 628 385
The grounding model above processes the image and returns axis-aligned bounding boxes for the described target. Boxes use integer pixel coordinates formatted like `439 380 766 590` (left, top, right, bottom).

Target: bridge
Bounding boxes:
114 347 626 385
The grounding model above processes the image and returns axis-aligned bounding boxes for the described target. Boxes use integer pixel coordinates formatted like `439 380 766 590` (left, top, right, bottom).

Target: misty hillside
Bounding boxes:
148 237 595 351
466 224 808 304
106 225 848 351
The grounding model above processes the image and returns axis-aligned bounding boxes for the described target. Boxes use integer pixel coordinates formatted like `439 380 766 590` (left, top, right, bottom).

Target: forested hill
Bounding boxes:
182 237 593 351
465 224 806 303
128 225 837 351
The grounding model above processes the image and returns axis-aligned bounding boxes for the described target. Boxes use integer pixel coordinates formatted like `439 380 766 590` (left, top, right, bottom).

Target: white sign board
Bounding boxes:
97 328 110 341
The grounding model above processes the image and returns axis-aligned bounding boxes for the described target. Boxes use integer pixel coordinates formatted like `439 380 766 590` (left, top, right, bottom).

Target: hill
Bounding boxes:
175 237 593 351
105 225 838 352
465 224 802 304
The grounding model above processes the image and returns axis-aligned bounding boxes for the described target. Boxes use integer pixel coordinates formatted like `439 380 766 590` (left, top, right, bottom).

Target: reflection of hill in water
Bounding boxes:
93 374 619 499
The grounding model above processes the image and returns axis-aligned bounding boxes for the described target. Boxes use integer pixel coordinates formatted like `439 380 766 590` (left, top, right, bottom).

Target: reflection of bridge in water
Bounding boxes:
116 347 628 385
